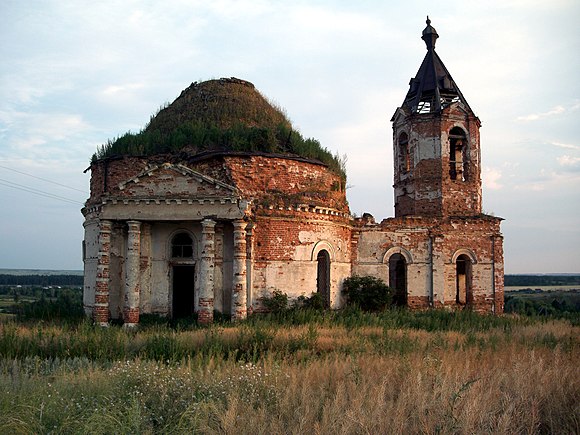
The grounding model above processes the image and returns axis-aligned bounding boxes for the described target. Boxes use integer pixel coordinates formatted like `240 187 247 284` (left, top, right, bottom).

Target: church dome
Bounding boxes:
145 77 292 134
91 78 344 180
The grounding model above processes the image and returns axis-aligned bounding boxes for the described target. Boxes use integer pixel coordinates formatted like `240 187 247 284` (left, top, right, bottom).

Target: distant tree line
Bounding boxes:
0 274 83 286
505 275 580 287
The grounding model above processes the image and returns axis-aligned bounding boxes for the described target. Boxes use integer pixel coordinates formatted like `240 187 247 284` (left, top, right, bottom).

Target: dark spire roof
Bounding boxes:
402 17 473 114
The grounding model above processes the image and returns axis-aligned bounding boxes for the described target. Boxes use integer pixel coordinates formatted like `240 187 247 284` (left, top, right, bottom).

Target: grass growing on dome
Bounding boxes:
92 123 346 179
91 79 347 179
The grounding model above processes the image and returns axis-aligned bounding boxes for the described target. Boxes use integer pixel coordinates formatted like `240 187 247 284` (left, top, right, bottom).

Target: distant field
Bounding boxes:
505 285 580 292
0 269 83 276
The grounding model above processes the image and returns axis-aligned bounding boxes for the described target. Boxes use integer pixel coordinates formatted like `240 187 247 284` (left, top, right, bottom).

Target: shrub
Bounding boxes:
342 275 393 312
261 289 289 313
293 292 325 311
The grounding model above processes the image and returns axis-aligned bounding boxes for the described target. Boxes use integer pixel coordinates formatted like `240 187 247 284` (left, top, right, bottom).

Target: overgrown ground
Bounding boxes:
0 310 578 434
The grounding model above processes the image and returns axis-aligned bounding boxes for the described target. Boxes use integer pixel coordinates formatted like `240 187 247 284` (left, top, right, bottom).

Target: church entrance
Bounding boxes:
172 265 195 318
389 253 407 306
317 250 331 308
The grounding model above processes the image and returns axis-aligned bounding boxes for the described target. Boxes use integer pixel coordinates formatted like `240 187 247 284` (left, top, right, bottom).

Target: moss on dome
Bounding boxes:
92 78 345 179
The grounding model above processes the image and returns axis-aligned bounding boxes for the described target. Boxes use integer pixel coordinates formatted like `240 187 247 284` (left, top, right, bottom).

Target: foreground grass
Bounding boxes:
0 311 578 434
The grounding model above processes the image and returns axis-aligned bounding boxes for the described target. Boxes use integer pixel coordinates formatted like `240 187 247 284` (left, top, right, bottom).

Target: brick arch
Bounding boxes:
311 240 335 261
382 246 413 264
451 248 477 264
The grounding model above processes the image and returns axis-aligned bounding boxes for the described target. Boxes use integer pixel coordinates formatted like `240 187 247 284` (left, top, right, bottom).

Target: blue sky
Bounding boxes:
1 0 579 273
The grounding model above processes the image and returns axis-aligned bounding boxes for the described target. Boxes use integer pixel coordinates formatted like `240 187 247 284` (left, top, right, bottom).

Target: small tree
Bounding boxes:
342 275 393 311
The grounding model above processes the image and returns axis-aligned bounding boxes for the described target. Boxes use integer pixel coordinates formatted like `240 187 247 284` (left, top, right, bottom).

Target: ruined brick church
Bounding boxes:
82 19 504 326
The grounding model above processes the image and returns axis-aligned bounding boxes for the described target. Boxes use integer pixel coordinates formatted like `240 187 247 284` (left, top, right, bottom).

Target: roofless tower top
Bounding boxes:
402 17 473 115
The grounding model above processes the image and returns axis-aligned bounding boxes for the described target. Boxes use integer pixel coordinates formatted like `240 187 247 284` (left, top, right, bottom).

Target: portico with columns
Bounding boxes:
82 163 254 325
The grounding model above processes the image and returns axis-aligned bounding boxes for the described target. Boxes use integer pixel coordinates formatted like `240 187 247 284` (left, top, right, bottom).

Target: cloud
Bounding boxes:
0 110 92 160
517 105 565 122
102 83 145 96
558 155 580 168
483 167 503 190
551 141 580 151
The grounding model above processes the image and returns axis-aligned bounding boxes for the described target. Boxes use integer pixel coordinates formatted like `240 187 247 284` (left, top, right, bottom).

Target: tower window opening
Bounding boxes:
449 127 468 181
398 132 410 174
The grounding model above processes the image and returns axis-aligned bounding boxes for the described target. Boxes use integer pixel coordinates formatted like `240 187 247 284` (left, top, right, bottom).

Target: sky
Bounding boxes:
0 0 579 273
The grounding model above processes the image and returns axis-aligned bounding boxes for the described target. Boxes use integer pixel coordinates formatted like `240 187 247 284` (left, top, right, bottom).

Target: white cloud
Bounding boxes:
557 155 580 167
552 141 580 151
102 83 146 96
483 167 503 189
517 105 565 122
0 110 92 161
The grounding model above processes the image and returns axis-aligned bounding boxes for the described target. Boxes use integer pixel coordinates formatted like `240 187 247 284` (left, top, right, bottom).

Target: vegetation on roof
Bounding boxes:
91 78 346 179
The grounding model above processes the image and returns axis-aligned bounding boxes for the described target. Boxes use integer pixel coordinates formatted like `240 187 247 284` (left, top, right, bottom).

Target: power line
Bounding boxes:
0 178 84 205
0 164 88 194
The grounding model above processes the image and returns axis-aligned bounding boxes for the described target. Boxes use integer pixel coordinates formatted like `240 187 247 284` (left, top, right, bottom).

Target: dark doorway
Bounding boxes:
389 253 407 306
456 254 472 306
172 265 195 318
316 250 331 308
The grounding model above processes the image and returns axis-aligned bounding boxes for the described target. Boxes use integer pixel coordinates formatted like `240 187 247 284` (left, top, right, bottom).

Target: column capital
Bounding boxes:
127 220 141 230
233 219 248 231
99 219 112 232
201 218 216 230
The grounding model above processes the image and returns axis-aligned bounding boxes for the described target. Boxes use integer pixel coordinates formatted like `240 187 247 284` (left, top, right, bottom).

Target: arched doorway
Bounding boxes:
389 253 407 306
171 232 195 319
455 254 472 306
316 250 331 308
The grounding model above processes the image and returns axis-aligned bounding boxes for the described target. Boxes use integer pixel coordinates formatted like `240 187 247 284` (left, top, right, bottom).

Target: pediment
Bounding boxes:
116 163 238 198
442 101 472 117
390 107 408 124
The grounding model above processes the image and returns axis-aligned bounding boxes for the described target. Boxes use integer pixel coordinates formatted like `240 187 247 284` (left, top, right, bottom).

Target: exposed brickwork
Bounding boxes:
392 106 482 218
197 298 214 324
407 296 430 309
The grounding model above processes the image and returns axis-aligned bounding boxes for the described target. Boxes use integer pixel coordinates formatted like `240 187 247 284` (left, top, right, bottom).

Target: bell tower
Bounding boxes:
391 17 482 218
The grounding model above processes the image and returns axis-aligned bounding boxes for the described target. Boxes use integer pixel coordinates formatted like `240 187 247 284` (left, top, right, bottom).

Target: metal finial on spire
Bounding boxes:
422 16 438 50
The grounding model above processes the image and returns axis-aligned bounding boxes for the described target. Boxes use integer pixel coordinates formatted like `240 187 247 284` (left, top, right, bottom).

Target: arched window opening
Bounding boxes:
449 127 467 181
172 233 193 259
456 254 472 306
398 132 410 174
316 250 331 308
389 253 407 306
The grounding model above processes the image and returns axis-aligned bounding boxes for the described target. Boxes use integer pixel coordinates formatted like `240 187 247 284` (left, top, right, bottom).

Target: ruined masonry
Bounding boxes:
82 19 504 325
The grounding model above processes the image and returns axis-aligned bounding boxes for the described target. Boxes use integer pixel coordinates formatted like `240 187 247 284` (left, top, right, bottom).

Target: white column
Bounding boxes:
94 220 112 326
123 220 141 327
232 220 248 320
245 222 255 315
198 219 216 324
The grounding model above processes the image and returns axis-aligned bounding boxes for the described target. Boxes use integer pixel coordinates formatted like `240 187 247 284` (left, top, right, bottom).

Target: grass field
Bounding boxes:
0 311 578 434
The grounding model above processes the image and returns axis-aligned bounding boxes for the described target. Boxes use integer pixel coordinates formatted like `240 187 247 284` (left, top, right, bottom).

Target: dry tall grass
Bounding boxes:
0 318 578 434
